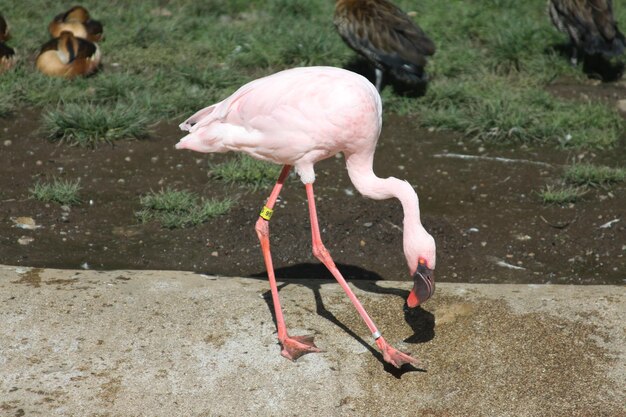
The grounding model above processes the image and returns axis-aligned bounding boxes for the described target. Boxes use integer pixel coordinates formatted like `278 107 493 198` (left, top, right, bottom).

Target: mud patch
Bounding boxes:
11 268 43 288
0 110 624 285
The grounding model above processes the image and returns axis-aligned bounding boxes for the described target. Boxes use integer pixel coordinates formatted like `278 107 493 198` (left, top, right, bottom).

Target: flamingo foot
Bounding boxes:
280 334 322 361
375 336 425 369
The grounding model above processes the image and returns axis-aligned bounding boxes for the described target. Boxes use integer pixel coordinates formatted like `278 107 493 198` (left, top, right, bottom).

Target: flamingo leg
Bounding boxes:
255 165 321 361
305 183 422 369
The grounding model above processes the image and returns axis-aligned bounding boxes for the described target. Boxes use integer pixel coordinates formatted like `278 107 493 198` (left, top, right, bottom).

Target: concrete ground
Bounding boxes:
0 264 624 417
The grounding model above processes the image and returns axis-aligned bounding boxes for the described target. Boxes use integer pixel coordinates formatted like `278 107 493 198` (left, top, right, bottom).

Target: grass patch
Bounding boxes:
30 177 82 205
538 184 587 204
136 188 233 229
415 77 623 147
210 155 281 189
42 102 150 147
0 92 15 117
0 0 623 148
563 164 626 187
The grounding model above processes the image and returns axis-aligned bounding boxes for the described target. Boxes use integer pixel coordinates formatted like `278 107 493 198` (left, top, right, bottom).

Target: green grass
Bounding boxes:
0 92 14 117
210 155 282 189
42 102 150 146
538 184 587 204
0 0 623 148
563 164 626 187
136 188 233 229
30 178 82 205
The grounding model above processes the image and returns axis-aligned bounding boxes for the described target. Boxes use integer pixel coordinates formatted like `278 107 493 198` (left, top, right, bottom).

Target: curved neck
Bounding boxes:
345 153 422 233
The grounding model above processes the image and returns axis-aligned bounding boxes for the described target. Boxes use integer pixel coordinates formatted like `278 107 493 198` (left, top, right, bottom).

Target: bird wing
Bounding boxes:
588 0 619 41
551 0 619 42
38 37 60 54
335 0 435 69
185 77 265 132
185 67 378 163
0 14 9 42
0 41 15 58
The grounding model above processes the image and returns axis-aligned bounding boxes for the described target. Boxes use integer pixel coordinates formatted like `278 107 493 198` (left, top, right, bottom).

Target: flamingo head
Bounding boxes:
407 257 435 308
405 228 436 308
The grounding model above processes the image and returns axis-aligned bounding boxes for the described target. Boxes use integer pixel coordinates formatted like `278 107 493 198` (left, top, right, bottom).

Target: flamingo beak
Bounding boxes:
407 264 435 308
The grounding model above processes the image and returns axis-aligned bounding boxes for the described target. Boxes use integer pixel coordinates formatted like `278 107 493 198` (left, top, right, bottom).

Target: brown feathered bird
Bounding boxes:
548 0 625 65
0 42 16 73
0 14 16 73
0 14 11 42
48 5 103 42
334 0 435 91
36 31 101 78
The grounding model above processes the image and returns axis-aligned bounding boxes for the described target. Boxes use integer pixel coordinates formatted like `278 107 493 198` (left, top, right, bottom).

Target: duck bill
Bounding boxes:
407 267 435 308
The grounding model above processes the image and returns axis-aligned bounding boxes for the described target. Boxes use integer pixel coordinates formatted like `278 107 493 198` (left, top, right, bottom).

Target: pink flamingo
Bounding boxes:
176 66 436 368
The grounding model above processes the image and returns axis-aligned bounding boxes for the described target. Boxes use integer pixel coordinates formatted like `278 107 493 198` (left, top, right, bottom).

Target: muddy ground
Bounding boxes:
1 82 625 285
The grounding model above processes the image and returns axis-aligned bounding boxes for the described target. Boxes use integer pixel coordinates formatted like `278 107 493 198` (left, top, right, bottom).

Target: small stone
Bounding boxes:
18 236 34 245
3 140 11 146
124 156 131 162
211 251 219 257
36 160 43 166
363 222 373 227
12 217 41 230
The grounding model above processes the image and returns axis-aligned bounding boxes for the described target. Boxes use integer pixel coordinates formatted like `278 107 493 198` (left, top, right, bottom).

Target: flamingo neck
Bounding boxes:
345 154 424 265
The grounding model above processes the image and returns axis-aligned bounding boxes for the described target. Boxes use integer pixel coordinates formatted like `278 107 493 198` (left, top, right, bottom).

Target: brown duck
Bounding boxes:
0 13 11 42
48 5 103 42
36 30 101 78
334 0 435 90
0 14 16 73
548 0 625 65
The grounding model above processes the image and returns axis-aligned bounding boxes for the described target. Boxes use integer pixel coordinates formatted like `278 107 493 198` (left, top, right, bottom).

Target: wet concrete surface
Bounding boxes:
1 265 624 416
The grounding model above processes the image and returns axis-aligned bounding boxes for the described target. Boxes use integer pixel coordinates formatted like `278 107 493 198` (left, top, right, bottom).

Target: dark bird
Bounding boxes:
334 0 435 91
36 31 100 78
548 0 625 65
0 14 16 73
0 14 11 42
0 42 16 73
48 5 103 42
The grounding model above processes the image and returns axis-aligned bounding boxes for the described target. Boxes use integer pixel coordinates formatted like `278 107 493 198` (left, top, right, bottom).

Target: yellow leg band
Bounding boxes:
260 206 274 221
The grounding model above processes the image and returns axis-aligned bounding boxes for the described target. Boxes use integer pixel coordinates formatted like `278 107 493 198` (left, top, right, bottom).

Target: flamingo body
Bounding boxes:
179 66 381 184
177 66 435 368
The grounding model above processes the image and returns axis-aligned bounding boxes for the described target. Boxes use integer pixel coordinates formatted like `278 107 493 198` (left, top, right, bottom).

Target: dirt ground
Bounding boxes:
1 82 625 285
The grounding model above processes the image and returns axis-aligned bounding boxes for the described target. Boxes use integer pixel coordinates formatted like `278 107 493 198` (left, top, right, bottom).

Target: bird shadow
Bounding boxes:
342 56 429 97
252 263 435 377
546 42 624 82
